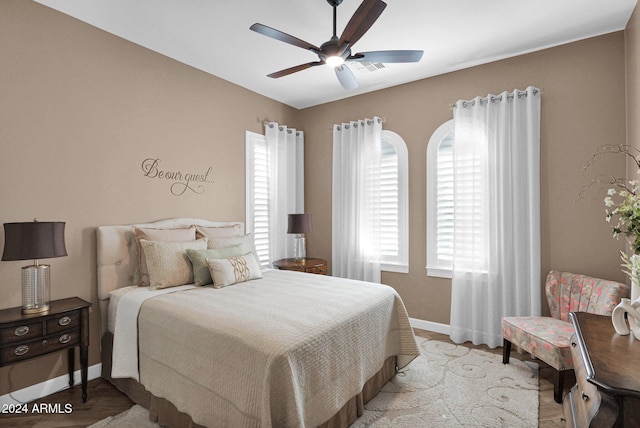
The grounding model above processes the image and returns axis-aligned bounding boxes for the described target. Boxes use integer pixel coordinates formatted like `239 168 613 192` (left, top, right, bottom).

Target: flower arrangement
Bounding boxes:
604 180 640 253
583 144 640 288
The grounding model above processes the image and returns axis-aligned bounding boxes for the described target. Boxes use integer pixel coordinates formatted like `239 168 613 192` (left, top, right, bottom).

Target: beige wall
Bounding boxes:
628 5 640 167
299 32 628 324
0 0 297 394
0 0 632 396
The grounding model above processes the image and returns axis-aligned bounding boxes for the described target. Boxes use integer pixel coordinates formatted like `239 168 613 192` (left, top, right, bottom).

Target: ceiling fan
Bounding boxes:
250 0 423 90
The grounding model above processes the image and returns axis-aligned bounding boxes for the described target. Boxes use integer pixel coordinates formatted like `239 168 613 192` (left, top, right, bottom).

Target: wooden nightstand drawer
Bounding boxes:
0 321 43 344
0 331 79 365
47 311 80 334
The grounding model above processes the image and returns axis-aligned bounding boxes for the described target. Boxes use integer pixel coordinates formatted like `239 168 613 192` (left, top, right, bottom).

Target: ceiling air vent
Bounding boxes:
348 61 387 73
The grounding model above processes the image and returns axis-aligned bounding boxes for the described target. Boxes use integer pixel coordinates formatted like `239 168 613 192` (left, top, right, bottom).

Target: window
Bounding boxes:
380 130 408 273
245 131 271 266
426 121 454 278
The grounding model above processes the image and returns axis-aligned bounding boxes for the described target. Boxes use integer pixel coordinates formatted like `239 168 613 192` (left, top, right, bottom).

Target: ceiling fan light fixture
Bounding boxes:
325 55 345 67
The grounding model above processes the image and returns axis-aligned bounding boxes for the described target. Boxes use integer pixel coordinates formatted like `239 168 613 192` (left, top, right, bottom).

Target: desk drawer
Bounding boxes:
570 334 600 425
0 331 79 365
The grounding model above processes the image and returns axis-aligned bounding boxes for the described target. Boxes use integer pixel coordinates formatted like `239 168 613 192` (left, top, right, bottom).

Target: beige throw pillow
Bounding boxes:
195 224 242 240
141 238 207 290
133 225 197 286
206 252 262 288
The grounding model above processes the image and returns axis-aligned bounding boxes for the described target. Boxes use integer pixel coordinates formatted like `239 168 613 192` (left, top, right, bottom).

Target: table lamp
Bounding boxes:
287 214 312 263
2 220 67 314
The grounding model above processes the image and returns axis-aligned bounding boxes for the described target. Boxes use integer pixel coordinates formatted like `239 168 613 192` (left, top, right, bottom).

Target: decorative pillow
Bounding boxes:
186 244 244 286
140 238 207 290
206 252 263 288
133 225 196 287
195 224 242 240
207 233 257 259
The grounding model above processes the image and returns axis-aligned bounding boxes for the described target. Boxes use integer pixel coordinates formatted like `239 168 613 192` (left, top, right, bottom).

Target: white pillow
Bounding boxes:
206 252 263 288
140 238 207 290
207 233 258 260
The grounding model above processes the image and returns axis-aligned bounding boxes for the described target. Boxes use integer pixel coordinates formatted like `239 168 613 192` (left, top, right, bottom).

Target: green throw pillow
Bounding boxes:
186 244 244 286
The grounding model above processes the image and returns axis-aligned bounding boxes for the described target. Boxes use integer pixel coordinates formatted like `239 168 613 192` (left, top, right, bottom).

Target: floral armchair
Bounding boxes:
501 270 629 403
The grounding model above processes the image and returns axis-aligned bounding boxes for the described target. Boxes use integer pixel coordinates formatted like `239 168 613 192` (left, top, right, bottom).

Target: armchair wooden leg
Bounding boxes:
502 339 512 364
554 369 565 404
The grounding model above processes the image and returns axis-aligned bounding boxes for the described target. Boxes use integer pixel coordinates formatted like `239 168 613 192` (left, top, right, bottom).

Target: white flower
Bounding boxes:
607 188 616 196
604 196 615 207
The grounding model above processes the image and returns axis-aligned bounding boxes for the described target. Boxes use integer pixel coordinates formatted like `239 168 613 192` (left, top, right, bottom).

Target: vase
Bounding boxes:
612 253 640 339
612 298 640 339
631 254 640 302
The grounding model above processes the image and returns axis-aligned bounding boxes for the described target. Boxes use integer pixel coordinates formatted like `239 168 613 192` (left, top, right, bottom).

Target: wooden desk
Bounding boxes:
564 311 640 427
272 258 327 275
0 297 91 402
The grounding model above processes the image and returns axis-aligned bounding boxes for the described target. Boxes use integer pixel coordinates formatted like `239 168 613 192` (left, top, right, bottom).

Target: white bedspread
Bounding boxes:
111 269 418 427
110 284 196 380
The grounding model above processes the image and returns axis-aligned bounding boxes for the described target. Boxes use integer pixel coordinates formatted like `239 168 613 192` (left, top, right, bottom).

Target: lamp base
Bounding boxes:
22 264 51 315
293 234 306 263
22 304 50 315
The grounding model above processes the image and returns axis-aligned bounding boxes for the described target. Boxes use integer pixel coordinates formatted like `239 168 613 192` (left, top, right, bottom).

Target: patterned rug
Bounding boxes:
351 337 539 427
89 337 538 427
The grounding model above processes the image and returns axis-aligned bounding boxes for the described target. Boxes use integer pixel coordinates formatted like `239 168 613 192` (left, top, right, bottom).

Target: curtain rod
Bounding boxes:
449 87 541 110
330 116 385 131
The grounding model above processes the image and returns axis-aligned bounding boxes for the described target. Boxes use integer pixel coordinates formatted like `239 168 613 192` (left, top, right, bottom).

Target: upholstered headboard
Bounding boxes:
96 218 244 334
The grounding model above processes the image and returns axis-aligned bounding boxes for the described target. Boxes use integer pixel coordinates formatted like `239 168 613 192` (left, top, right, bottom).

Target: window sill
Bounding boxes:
426 267 452 279
381 263 409 274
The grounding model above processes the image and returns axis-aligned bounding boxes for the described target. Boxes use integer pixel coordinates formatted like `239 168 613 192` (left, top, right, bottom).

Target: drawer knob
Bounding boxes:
14 326 29 336
581 391 590 401
58 316 71 326
42 339 49 347
14 345 29 356
59 334 72 344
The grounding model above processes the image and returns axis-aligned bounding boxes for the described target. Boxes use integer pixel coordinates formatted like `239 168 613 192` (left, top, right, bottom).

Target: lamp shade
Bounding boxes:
2 221 67 261
287 214 312 234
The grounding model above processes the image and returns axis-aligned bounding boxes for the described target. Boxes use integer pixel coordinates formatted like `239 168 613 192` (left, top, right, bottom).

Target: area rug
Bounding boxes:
89 337 538 428
351 337 539 427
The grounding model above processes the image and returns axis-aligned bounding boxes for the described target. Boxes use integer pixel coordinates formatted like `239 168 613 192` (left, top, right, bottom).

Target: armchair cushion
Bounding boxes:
501 316 574 371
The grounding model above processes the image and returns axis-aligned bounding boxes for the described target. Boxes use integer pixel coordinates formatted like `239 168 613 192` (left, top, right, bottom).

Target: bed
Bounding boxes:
97 218 419 427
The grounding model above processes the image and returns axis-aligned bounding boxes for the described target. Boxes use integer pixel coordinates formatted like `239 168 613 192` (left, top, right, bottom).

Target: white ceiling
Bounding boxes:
34 0 637 110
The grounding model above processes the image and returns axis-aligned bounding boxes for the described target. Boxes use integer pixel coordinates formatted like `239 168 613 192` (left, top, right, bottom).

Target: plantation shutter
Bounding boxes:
251 137 271 266
436 134 454 264
380 140 399 257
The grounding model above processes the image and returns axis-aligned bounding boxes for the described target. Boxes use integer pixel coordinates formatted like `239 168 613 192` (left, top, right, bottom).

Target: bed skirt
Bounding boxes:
101 332 397 428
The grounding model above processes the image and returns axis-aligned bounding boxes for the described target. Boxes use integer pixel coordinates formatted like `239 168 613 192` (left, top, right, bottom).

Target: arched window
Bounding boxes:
426 121 454 278
380 130 409 273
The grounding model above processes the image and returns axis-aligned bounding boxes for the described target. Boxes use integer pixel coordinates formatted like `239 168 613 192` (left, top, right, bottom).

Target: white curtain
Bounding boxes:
265 122 304 262
449 87 541 348
332 117 382 283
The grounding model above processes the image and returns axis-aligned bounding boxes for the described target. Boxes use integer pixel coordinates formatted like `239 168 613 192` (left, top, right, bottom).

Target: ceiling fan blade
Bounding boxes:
268 62 323 79
250 23 321 52
351 50 424 63
335 65 358 90
338 0 387 48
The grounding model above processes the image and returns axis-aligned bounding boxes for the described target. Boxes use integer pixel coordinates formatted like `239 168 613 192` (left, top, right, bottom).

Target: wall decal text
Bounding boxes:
141 158 214 196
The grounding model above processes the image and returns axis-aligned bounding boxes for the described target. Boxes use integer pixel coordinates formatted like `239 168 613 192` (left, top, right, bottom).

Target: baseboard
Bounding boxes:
0 363 102 406
410 317 450 335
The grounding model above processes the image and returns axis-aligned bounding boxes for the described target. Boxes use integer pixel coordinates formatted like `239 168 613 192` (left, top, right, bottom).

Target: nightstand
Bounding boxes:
0 297 91 402
272 258 327 275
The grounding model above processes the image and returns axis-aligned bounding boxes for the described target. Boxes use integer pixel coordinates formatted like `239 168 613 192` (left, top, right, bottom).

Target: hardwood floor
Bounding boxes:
0 329 568 427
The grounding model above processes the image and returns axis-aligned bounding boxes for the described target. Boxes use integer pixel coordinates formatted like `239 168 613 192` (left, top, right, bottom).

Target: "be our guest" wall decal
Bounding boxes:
141 158 214 196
